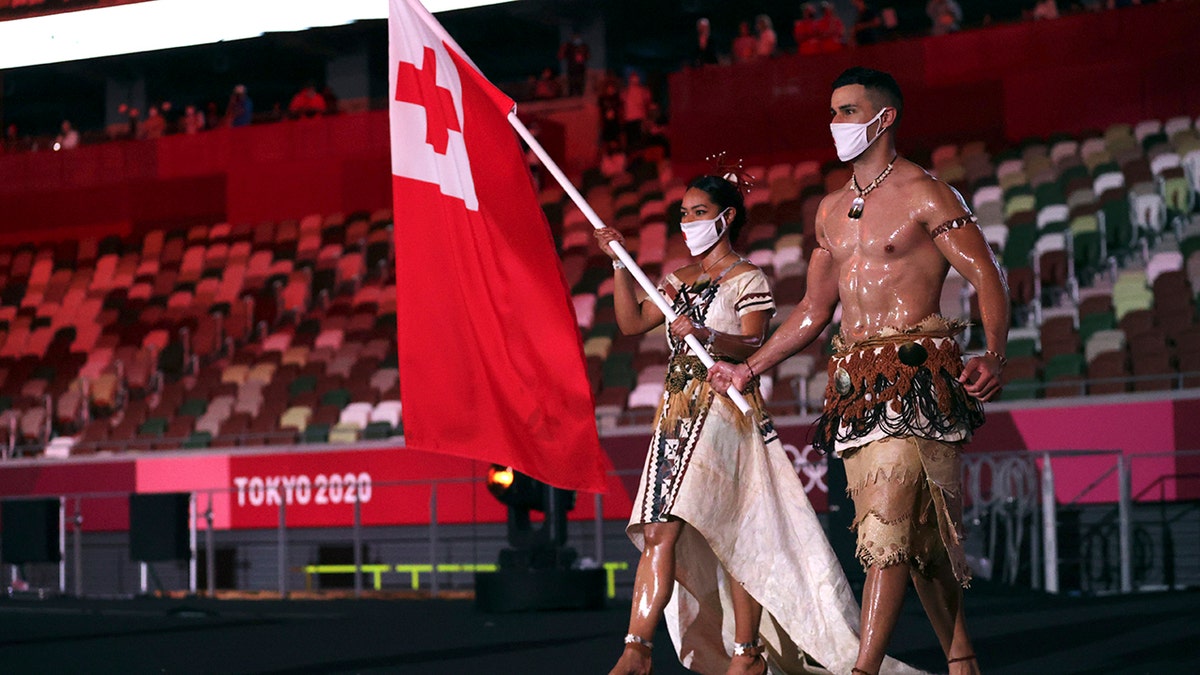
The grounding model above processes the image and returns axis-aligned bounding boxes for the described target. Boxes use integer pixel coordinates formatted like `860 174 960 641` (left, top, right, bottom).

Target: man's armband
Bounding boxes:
930 214 977 239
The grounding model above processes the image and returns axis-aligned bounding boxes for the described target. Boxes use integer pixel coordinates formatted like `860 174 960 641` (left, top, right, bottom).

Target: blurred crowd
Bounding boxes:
2 0 1161 157
1 81 340 155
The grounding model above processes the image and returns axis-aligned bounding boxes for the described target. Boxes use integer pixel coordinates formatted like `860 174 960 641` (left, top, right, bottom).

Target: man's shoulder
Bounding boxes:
813 188 846 225
894 158 971 223
895 160 961 200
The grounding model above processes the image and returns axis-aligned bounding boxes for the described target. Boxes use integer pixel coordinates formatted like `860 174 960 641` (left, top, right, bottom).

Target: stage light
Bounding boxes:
483 464 576 563
476 465 603 612
487 465 514 490
486 464 544 510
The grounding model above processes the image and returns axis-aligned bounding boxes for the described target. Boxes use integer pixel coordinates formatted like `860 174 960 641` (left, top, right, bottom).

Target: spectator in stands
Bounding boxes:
620 71 653 150
927 0 963 35
182 105 205 135
709 65 1006 675
642 102 670 160
1033 0 1060 20
2 124 18 153
795 3 822 55
205 101 221 130
693 17 719 67
288 83 327 118
159 101 181 133
54 120 80 151
321 85 339 115
817 2 847 53
598 77 623 147
532 67 563 100
558 31 590 97
852 0 885 46
754 14 778 58
731 20 758 63
226 85 253 127
599 139 627 178
118 105 141 139
141 106 166 139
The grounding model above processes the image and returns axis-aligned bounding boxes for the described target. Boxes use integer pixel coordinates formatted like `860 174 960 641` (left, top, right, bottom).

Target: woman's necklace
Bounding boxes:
701 250 735 278
848 154 898 219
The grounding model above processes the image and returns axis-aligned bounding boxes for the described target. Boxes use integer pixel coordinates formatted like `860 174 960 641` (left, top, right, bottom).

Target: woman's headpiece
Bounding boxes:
705 151 756 196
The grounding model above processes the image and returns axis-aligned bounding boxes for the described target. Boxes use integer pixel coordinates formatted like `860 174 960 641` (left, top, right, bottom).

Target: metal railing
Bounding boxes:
597 374 1200 428
1 474 618 600
4 450 1198 599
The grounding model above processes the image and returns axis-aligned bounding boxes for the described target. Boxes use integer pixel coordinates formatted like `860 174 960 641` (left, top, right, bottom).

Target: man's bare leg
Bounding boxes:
852 563 910 675
911 564 980 675
726 578 765 675
609 519 684 675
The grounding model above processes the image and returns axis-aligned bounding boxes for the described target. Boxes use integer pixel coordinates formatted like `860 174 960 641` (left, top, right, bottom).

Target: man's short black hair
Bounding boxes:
832 67 903 124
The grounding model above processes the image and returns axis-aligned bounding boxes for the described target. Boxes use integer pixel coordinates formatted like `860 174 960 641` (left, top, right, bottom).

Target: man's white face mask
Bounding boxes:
830 106 889 162
680 209 729 256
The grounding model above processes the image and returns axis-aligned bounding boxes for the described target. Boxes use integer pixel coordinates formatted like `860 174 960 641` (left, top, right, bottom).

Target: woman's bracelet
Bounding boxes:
745 362 756 378
984 349 1007 368
612 259 625 270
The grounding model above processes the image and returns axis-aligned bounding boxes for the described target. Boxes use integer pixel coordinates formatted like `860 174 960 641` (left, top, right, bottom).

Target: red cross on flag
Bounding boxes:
388 0 609 493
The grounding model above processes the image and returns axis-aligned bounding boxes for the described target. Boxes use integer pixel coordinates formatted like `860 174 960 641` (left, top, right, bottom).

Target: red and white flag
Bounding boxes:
388 0 609 493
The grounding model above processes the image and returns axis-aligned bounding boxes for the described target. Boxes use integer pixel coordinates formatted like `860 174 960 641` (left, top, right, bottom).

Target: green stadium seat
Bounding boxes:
302 423 330 444
183 431 212 449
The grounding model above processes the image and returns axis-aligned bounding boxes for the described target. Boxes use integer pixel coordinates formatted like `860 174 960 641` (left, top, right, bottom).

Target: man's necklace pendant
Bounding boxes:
848 197 865 219
848 155 897 221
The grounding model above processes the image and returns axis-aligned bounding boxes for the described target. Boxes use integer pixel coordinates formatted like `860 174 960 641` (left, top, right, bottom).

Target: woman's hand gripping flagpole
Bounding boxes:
509 112 752 415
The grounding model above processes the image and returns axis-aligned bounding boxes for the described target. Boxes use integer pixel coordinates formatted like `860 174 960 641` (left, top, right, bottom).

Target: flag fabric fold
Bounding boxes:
388 0 609 493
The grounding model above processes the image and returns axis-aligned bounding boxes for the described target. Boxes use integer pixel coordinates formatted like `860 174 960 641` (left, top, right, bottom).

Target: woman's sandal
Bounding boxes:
731 638 767 674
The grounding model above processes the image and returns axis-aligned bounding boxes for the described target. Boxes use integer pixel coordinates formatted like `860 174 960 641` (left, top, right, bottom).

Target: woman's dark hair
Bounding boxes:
686 174 748 244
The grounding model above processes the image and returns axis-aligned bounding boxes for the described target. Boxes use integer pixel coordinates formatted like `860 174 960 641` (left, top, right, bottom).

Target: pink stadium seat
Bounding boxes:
314 328 344 352
369 368 399 396
361 338 392 362
339 402 374 429
178 245 207 283
209 222 232 243
234 381 266 416
111 254 138 290
369 400 402 429
142 328 170 354
89 253 118 292
280 272 311 313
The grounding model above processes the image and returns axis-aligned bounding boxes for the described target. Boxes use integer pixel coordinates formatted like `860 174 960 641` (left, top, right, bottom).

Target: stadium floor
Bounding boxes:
0 582 1196 674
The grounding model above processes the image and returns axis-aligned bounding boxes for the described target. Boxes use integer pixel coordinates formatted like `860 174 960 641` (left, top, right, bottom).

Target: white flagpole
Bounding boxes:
508 112 752 415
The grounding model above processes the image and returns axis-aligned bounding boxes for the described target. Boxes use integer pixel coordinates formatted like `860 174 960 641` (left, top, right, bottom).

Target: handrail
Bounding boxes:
605 372 1200 425
3 376 1197 460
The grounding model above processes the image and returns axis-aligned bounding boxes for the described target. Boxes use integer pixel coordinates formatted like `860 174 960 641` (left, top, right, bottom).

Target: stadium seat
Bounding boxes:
369 400 403 431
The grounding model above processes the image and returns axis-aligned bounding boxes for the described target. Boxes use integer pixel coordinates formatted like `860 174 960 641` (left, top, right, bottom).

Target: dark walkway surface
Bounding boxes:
0 582 1196 674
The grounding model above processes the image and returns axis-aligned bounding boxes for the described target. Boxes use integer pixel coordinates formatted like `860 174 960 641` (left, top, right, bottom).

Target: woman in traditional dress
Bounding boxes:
596 173 924 675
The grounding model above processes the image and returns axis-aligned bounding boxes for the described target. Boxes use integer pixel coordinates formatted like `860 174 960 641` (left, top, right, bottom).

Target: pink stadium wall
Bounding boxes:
0 114 394 234
0 395 1195 532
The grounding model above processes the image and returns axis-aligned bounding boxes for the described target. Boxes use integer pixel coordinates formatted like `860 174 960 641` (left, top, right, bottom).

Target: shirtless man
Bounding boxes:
709 67 1007 675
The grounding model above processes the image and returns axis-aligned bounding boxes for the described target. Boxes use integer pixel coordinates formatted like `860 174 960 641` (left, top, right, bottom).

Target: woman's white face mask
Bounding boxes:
680 209 729 256
830 106 889 162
